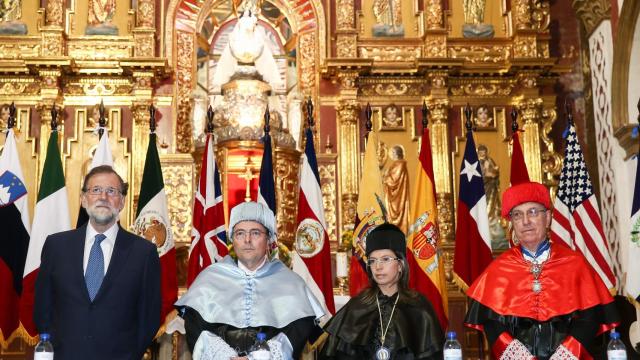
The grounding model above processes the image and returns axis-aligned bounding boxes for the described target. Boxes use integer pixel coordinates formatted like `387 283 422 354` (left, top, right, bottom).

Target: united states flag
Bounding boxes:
187 133 228 286
550 123 616 290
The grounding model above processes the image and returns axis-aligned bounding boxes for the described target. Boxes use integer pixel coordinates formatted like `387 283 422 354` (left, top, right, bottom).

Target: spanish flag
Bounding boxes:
348 130 386 296
406 120 448 330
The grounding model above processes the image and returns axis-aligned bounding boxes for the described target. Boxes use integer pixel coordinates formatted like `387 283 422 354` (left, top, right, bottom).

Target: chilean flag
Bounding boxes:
292 127 335 316
187 133 228 286
453 129 493 289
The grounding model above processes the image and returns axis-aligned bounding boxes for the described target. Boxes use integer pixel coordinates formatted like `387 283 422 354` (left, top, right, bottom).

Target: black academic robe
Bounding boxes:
319 290 443 360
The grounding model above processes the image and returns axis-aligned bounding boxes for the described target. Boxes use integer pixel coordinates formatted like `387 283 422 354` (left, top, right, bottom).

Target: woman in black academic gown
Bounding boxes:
318 223 444 360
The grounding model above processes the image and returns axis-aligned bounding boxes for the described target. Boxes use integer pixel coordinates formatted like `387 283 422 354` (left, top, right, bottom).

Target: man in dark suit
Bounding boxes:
34 165 161 360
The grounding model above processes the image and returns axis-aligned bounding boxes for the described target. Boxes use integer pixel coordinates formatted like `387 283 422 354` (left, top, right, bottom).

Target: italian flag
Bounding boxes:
20 130 71 342
133 133 177 322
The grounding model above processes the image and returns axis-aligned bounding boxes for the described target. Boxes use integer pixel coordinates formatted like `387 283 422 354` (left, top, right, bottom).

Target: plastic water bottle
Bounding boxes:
249 332 270 360
34 333 54 360
607 330 627 360
443 331 463 360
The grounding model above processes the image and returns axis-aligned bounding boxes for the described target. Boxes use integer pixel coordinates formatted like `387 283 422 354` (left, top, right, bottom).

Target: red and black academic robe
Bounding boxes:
464 243 619 360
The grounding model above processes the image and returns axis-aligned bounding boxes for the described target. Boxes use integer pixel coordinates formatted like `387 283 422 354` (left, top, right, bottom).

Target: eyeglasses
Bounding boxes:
367 256 400 267
509 208 548 222
85 186 122 197
233 229 267 241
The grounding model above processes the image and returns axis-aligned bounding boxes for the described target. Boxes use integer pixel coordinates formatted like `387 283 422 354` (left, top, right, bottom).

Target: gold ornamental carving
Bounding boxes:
0 79 39 95
341 193 358 231
336 35 357 58
450 82 514 97
531 1 551 32
336 99 359 220
68 40 133 60
134 33 155 57
176 31 194 153
424 36 446 58
336 0 355 30
360 82 424 97
137 0 155 28
540 105 562 188
319 162 338 243
513 36 537 58
448 45 509 63
571 0 610 36
41 31 64 56
359 46 421 61
298 32 316 95
132 102 152 191
160 155 195 244
436 192 454 243
273 148 301 248
425 0 443 29
0 43 40 59
428 72 447 90
514 0 532 30
45 0 64 26
517 72 538 89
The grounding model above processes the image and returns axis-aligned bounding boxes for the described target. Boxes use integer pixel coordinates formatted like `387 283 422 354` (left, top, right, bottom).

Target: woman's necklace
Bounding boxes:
375 292 399 360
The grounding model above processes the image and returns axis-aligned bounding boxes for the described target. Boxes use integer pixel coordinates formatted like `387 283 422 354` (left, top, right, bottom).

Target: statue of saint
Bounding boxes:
86 0 118 35
0 0 27 34
372 0 404 37
478 144 508 249
462 0 494 38
383 145 410 233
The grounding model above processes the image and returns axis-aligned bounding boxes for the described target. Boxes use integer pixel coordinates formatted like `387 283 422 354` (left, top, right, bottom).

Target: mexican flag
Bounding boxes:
133 133 177 321
19 130 71 342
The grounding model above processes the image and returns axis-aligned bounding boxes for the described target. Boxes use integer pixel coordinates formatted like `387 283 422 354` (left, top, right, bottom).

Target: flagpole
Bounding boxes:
98 99 106 139
364 103 372 147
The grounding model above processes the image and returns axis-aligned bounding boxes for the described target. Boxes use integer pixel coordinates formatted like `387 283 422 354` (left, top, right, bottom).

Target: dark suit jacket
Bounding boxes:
34 224 161 360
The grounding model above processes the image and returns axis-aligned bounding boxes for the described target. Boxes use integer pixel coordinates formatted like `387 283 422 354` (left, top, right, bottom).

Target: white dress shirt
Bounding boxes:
83 222 119 275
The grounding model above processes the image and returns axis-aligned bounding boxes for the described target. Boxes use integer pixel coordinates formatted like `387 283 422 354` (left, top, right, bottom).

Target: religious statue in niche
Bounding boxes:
381 104 404 130
477 144 508 250
383 145 410 233
86 0 118 35
463 0 494 38
372 0 404 37
475 105 494 129
0 0 27 35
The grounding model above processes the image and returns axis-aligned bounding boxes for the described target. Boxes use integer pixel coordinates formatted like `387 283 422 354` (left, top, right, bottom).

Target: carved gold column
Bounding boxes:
336 70 359 229
131 101 152 199
336 0 357 58
41 0 65 57
133 0 155 57
273 147 301 247
176 31 194 153
515 97 544 183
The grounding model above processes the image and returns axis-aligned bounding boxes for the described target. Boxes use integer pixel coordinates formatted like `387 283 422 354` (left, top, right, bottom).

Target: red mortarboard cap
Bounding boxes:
501 181 551 219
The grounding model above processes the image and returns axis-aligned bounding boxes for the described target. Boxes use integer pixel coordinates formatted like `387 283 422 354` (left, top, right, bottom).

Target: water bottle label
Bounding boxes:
250 349 271 360
607 350 626 360
34 353 54 360
443 349 462 360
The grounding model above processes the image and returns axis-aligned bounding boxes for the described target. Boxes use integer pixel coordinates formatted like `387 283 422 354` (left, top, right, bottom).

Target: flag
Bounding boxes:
349 131 386 296
187 133 227 286
510 130 530 185
76 130 113 227
550 123 616 290
453 129 492 290
0 129 30 348
257 131 276 213
628 150 640 302
19 130 71 341
133 133 177 320
292 127 336 316
406 122 448 330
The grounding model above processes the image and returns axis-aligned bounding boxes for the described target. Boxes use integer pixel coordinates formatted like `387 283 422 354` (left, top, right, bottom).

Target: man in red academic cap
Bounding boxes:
464 182 619 360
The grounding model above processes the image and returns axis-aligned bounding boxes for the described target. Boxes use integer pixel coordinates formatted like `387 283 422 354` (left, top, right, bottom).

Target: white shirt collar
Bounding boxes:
86 221 119 242
237 256 268 275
